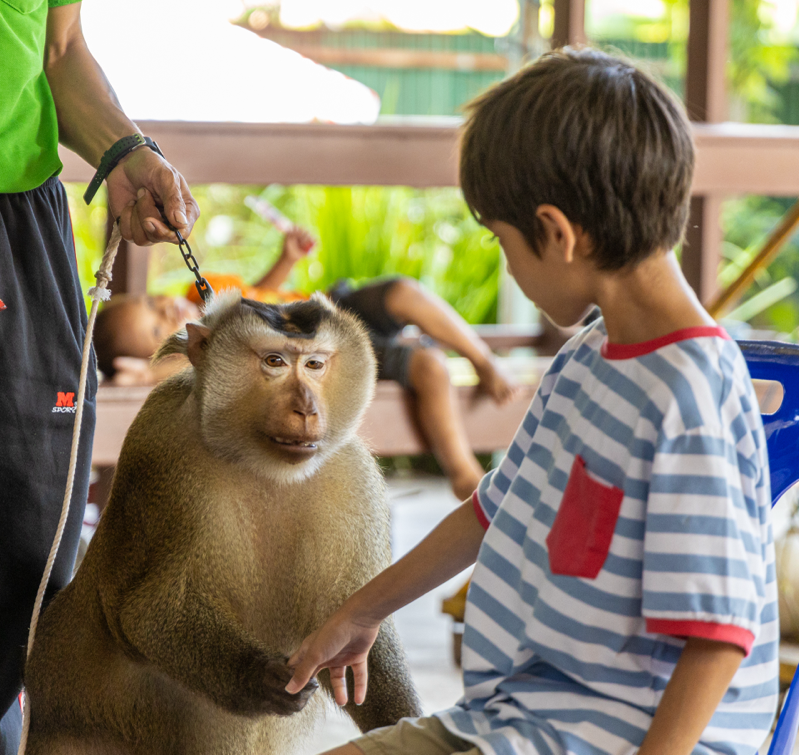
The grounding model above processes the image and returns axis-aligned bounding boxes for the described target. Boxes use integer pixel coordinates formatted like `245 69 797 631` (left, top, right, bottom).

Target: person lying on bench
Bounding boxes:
285 48 777 755
94 226 520 500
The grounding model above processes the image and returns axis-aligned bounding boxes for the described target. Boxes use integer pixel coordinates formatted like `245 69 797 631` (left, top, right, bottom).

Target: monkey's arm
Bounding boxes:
287 498 484 703
116 567 317 716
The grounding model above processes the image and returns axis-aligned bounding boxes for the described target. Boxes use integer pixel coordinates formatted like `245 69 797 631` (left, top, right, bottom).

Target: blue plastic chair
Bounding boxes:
739 340 799 755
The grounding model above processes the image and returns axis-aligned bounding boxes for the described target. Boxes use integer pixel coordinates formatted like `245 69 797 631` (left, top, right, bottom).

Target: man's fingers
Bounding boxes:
352 661 369 706
135 187 177 244
329 666 349 707
156 167 189 232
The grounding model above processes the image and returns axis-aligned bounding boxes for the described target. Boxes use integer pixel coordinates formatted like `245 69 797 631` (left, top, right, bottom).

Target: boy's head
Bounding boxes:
94 294 200 377
460 47 694 272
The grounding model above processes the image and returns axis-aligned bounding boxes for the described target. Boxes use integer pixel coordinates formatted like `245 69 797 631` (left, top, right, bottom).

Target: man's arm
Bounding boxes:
44 3 199 245
639 637 745 755
286 498 486 705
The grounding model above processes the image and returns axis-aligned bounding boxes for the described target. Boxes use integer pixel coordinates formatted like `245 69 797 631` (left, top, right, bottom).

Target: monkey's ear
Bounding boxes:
185 323 212 367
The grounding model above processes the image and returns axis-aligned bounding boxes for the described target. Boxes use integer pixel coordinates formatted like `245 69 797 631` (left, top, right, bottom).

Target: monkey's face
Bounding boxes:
242 336 333 465
155 292 376 484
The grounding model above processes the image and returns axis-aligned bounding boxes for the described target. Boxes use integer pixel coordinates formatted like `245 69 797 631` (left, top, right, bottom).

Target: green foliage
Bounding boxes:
721 195 799 336
141 184 501 325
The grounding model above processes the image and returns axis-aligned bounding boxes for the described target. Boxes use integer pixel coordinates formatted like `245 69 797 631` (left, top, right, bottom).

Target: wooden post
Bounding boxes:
683 0 729 305
551 0 586 49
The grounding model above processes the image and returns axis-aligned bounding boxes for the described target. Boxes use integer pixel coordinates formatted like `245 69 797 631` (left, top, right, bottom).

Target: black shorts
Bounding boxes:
0 178 96 737
329 278 426 389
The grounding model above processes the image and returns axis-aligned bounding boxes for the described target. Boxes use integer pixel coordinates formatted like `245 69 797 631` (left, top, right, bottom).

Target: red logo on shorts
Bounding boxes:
52 392 76 414
0 299 6 310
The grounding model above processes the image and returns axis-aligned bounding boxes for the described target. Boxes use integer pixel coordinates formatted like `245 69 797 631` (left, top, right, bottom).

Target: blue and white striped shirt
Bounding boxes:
437 320 778 755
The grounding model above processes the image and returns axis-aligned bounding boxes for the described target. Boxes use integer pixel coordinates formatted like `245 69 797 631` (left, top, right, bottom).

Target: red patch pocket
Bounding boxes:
546 455 624 579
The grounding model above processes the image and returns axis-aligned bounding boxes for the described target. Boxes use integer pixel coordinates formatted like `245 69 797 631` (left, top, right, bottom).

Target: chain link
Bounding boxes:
159 209 214 304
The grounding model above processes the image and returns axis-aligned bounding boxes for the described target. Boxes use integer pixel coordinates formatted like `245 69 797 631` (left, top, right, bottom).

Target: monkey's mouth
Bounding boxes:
267 436 320 461
270 436 317 449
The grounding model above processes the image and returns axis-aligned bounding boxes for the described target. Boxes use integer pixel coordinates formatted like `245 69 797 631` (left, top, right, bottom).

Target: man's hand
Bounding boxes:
44 3 199 247
107 148 200 246
286 606 380 706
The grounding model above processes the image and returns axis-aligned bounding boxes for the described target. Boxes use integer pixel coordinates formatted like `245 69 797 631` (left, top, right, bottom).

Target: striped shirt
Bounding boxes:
437 320 778 755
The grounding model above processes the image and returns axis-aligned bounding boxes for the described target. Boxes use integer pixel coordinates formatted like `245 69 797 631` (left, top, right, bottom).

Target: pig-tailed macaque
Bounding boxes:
24 291 421 755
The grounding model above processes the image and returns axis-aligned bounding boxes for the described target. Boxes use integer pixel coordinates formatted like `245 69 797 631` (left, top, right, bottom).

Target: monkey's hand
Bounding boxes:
263 658 319 716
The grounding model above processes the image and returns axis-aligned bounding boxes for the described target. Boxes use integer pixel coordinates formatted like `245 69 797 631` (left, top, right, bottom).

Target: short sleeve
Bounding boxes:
48 0 81 7
641 422 771 655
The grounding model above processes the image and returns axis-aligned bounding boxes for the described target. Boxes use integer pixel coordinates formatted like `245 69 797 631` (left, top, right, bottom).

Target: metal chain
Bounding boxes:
174 228 214 304
159 209 214 304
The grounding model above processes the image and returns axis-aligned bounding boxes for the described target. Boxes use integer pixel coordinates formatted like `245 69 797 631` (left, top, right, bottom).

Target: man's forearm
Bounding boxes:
348 498 485 625
45 4 140 168
638 637 745 755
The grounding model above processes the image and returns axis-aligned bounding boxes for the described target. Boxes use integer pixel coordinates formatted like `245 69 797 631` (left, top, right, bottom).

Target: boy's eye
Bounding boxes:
265 355 285 367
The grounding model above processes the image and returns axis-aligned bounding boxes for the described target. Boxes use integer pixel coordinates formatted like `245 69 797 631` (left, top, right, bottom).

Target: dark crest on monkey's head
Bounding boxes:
241 297 331 339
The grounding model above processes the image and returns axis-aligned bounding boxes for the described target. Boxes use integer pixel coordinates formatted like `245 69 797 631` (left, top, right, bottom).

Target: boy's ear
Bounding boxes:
535 205 577 263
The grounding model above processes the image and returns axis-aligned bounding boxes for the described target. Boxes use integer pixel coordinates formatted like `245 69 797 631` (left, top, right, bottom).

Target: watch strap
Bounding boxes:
83 135 164 205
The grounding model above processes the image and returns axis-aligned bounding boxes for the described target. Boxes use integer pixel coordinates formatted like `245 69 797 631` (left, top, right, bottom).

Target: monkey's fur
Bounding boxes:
25 292 421 755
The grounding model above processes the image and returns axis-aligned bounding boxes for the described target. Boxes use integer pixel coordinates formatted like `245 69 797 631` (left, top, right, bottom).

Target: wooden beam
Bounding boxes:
682 195 723 304
60 121 461 188
59 121 799 194
683 0 729 304
686 0 729 122
551 0 586 49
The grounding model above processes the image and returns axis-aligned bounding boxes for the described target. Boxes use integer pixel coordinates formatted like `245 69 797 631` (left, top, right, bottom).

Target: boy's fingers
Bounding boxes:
352 661 369 705
329 666 349 706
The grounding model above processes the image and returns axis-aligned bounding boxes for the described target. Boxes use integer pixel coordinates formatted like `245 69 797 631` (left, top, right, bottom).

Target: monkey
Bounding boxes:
24 290 422 755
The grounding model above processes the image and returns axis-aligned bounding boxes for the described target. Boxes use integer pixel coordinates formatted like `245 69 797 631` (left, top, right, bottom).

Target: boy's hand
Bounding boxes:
286 605 380 706
281 226 316 264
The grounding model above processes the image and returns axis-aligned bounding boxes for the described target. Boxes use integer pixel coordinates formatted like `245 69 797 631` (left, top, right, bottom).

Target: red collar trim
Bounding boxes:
601 326 730 360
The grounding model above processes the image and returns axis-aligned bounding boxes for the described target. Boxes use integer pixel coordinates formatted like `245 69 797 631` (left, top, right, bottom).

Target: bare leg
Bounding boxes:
384 279 519 405
407 348 484 501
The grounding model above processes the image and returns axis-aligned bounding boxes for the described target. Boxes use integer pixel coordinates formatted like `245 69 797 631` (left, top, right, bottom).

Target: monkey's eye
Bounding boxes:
264 354 286 368
306 358 325 371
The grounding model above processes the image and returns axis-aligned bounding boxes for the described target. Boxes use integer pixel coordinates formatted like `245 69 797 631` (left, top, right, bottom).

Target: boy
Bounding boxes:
285 48 778 755
94 227 519 500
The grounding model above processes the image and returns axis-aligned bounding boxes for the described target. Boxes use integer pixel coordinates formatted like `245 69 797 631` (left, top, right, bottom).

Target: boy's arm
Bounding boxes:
286 497 486 705
253 227 316 290
639 637 745 755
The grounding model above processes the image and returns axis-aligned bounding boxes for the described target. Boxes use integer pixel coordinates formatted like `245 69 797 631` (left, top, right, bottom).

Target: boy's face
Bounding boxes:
488 220 595 328
112 295 200 358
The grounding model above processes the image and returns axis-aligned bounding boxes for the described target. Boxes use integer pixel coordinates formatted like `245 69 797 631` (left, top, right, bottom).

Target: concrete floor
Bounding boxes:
297 473 469 755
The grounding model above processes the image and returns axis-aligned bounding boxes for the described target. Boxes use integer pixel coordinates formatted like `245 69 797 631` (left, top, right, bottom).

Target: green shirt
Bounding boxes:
0 0 81 194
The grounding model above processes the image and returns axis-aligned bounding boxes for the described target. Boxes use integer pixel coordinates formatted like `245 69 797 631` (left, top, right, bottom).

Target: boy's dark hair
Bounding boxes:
460 47 695 270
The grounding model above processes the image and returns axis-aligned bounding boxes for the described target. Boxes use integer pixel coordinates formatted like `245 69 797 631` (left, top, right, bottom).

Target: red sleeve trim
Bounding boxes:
646 619 754 655
472 490 491 531
602 326 730 360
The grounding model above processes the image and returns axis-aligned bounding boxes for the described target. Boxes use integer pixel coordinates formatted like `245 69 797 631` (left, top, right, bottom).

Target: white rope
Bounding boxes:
17 221 123 755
